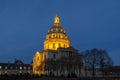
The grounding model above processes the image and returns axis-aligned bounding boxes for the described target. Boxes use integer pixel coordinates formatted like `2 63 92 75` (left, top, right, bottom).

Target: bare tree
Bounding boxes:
83 48 113 77
98 50 113 76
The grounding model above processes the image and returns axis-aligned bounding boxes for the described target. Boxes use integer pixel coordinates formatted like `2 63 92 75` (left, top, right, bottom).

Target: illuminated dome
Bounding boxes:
48 26 66 34
44 14 70 50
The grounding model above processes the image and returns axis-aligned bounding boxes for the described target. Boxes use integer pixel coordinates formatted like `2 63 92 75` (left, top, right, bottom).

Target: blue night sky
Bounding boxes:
0 0 120 65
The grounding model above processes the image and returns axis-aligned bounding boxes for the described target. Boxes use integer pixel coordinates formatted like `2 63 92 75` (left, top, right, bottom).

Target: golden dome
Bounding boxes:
44 14 70 50
48 26 66 35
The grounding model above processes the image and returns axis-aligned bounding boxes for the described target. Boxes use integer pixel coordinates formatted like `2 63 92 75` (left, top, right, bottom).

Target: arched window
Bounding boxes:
61 35 63 38
53 43 55 48
53 35 55 38
59 35 60 38
64 44 65 48
59 43 61 48
57 34 59 38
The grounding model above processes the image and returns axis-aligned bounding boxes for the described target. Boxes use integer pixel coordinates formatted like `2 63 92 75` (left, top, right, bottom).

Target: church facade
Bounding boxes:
33 14 83 77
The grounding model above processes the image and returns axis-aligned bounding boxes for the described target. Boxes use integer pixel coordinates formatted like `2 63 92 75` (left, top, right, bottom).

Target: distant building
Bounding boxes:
82 66 120 77
0 59 32 75
33 14 83 77
103 66 120 76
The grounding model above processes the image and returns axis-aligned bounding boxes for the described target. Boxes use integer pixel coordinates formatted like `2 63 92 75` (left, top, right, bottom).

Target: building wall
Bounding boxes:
0 63 33 75
33 47 83 77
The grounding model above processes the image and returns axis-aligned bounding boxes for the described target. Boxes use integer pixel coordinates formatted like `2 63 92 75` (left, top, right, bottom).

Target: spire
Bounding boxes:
54 12 60 27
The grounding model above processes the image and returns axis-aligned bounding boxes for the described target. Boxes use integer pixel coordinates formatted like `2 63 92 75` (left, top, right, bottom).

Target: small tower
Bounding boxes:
33 52 44 75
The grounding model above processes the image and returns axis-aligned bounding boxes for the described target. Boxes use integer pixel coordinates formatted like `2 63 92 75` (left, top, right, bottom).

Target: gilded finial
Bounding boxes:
54 11 60 27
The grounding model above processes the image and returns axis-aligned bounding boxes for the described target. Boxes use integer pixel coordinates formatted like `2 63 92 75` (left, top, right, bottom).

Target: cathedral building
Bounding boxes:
33 14 83 77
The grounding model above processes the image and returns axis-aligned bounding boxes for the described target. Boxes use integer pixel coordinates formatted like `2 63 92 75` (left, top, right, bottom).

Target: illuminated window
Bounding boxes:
56 34 58 38
28 67 30 70
59 43 61 47
5 71 7 74
19 71 22 73
53 35 55 38
24 67 26 69
20 67 22 70
53 43 55 48
51 29 53 31
59 35 60 38
5 66 7 69
64 44 65 48
28 71 30 74
55 34 56 37
0 66 2 69
61 35 63 38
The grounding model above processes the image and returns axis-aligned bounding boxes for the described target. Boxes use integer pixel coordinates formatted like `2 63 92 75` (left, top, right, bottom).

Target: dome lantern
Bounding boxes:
54 14 60 27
